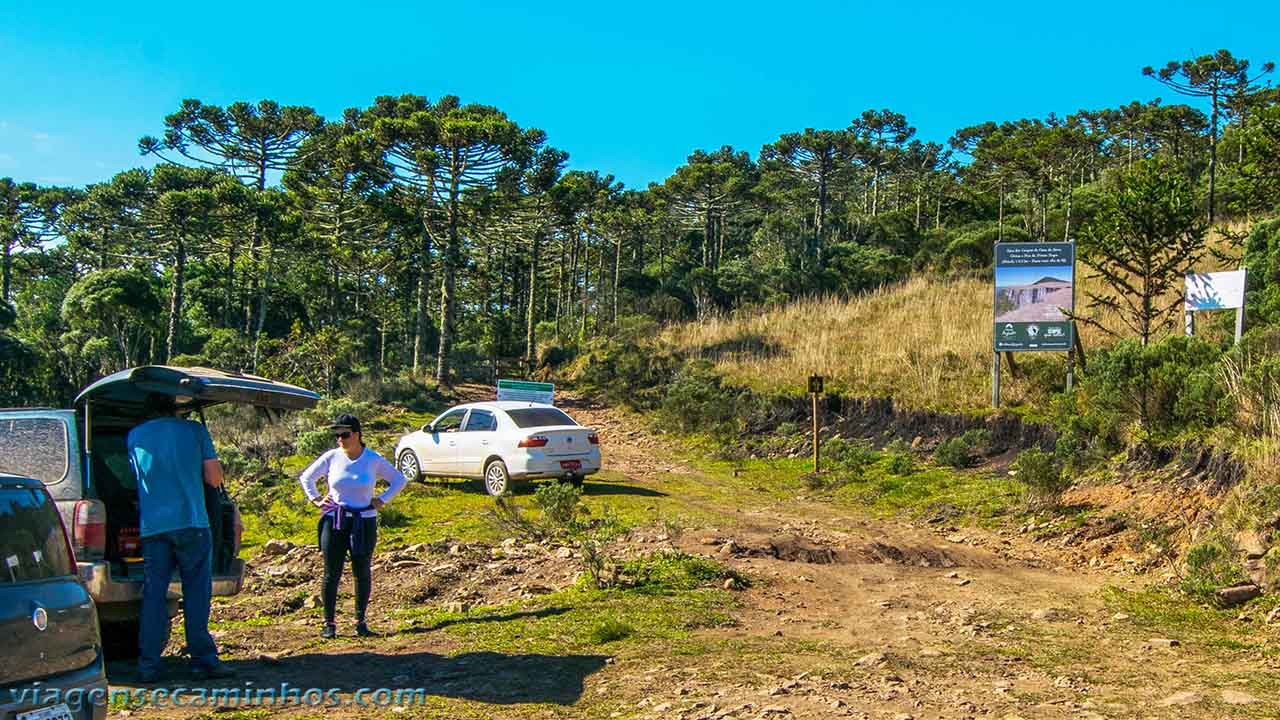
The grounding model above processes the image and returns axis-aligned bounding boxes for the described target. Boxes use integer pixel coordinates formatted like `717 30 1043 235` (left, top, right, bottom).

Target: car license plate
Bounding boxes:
559 460 582 470
18 704 74 720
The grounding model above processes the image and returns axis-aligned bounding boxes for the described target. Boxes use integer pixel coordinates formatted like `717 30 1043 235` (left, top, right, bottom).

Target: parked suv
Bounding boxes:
0 473 108 720
0 366 319 653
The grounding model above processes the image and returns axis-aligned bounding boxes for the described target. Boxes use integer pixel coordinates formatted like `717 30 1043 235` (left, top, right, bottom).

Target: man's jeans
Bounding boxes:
139 527 219 674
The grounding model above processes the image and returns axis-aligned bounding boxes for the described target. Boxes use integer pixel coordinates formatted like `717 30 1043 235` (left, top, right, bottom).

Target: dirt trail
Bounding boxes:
107 393 1276 719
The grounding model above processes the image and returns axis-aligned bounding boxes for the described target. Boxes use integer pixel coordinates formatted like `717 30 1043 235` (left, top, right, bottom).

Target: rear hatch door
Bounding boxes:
75 365 320 422
0 479 99 685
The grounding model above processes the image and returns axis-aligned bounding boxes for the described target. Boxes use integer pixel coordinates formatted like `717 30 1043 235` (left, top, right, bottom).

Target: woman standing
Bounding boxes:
299 413 407 639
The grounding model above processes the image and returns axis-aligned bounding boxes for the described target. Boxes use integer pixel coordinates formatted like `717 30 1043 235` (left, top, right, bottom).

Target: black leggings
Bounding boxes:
319 520 373 624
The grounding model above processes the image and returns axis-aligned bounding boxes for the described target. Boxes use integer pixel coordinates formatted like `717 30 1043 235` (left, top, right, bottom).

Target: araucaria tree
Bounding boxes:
1078 158 1208 346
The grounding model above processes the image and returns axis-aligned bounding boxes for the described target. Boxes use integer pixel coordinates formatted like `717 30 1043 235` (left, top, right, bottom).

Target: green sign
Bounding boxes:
497 379 555 404
993 242 1075 352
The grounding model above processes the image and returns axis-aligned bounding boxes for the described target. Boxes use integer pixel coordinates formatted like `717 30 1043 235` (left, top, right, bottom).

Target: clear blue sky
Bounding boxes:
2 0 1277 190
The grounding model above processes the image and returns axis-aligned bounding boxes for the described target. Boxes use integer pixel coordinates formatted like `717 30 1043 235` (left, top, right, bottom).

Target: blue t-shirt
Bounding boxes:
127 417 218 538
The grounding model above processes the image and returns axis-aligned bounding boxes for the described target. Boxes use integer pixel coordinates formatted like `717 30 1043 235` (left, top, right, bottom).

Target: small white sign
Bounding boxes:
1186 270 1247 311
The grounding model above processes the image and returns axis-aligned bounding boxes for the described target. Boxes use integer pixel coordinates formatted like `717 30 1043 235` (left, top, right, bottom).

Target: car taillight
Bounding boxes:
588 433 599 445
232 505 243 557
72 499 106 562
518 435 549 448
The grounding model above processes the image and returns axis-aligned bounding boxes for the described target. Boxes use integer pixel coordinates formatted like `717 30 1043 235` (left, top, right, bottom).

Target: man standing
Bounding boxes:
128 392 233 682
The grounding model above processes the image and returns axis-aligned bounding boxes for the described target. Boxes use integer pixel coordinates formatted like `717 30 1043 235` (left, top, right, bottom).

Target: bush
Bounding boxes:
1182 536 1247 602
618 551 740 592
296 429 333 458
658 360 740 436
534 481 582 528
823 437 877 473
587 618 635 644
1013 448 1069 507
883 439 914 475
1083 336 1228 439
935 429 991 468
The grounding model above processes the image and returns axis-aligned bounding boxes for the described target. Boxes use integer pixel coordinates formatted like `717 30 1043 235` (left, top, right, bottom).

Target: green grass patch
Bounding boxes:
1101 585 1280 657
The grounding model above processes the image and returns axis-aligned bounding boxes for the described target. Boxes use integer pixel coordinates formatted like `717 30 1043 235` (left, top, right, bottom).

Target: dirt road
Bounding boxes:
106 395 1278 719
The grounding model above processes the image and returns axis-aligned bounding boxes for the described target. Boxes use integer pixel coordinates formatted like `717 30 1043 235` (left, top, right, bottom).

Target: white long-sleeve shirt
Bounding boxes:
299 447 407 509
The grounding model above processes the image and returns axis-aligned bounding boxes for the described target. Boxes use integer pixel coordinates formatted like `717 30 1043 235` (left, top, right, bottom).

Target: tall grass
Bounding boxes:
663 232 1244 415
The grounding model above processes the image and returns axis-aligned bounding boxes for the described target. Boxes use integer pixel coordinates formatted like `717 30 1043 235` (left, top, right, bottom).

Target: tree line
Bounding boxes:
2 49 1277 403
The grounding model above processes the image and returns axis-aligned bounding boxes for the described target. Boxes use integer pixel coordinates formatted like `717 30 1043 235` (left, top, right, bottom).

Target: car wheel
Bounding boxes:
484 460 511 497
398 450 422 482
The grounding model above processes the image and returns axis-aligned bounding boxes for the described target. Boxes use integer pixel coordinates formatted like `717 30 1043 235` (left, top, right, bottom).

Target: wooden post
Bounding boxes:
812 391 820 474
808 374 824 474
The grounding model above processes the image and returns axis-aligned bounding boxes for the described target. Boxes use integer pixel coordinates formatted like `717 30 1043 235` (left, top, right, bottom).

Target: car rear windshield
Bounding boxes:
0 417 70 485
506 408 577 429
0 487 74 583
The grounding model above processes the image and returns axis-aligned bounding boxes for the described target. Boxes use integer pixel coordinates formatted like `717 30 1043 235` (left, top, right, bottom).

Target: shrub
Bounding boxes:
883 439 915 475
1013 448 1069 507
296 429 333 458
1083 336 1228 438
587 619 635 644
823 437 877 473
1182 535 1247 602
534 481 582 528
935 430 989 469
658 360 740 435
377 502 409 528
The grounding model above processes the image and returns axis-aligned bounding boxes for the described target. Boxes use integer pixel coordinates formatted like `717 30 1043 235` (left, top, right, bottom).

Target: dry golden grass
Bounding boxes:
662 234 1245 414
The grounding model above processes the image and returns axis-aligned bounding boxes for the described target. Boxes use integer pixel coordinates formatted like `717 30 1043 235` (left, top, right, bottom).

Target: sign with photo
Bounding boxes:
1185 270 1247 311
993 242 1075 352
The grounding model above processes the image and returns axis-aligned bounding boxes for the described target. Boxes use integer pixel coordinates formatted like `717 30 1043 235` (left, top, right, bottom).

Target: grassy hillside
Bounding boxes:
661 247 1244 415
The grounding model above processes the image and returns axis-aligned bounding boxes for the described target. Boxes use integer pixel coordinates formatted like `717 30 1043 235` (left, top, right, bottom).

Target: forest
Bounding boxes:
2 49 1278 405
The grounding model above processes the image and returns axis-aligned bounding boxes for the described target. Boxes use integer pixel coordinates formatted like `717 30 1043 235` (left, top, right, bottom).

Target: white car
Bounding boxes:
394 401 602 496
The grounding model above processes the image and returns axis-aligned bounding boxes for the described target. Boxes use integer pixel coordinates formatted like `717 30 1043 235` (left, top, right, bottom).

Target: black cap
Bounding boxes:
328 414 362 434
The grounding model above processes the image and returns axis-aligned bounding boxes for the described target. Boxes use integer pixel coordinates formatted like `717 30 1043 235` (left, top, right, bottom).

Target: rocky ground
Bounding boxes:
104 395 1280 719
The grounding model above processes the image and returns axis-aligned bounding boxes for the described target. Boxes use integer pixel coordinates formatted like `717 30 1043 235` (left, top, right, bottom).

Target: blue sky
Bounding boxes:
2 0 1277 190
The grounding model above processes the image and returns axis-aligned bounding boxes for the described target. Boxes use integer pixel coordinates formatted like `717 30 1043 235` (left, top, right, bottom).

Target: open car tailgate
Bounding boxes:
75 365 320 419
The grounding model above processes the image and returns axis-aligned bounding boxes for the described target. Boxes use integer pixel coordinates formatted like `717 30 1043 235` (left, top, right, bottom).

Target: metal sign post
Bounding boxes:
808 375 824 473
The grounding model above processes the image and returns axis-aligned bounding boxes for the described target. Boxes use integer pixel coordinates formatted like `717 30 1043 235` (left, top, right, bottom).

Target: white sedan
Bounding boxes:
394 401 602 496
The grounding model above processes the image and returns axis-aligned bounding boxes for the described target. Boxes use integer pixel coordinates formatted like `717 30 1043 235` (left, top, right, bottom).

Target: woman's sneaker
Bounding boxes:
355 622 377 638
321 623 337 639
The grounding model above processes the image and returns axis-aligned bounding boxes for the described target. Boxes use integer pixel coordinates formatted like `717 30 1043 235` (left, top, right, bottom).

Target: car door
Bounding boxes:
456 409 498 477
421 408 468 475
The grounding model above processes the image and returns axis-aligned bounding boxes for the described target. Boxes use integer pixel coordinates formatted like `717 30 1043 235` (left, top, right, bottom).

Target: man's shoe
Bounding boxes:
321 622 337 639
191 663 236 680
355 622 378 638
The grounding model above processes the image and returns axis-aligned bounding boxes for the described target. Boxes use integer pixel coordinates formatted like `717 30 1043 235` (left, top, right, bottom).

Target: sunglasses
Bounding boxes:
334 431 353 440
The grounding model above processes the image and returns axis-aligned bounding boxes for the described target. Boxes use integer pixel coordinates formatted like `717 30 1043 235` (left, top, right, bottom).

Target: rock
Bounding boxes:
1215 583 1261 608
652 702 672 712
892 714 914 720
261 539 294 557
1221 689 1259 705
1147 638 1180 648
406 543 428 554
555 546 575 559
1235 531 1267 559
1267 606 1280 624
944 571 959 579
303 594 322 609
448 544 463 555
718 541 740 556
760 706 790 715
444 600 469 613
392 560 426 569
501 537 518 548
723 578 739 591
1158 691 1201 706
953 578 971 587
855 652 887 667
1111 612 1131 622
1031 608 1064 621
